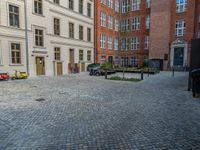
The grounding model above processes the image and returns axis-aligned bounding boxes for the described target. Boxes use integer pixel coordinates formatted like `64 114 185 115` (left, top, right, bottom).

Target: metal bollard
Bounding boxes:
172 67 175 77
141 70 144 80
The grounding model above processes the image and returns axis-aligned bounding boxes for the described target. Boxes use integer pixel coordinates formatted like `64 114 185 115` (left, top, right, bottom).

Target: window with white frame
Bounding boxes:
101 0 106 5
115 18 119 31
101 56 106 64
122 19 129 32
132 0 140 11
145 36 149 49
132 16 140 31
115 0 119 12
108 36 113 50
176 0 187 13
9 5 20 28
146 15 150 29
114 38 119 50
131 37 139 50
100 33 106 48
131 56 138 67
108 15 113 29
146 0 151 8
122 0 129 13
122 38 127 50
176 20 185 36
34 0 43 15
100 11 106 27
11 43 21 64
108 0 113 8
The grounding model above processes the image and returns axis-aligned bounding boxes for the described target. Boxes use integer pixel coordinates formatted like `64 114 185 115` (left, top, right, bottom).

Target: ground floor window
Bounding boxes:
11 43 21 64
101 56 106 64
131 56 138 67
87 50 91 61
54 47 61 61
79 50 84 61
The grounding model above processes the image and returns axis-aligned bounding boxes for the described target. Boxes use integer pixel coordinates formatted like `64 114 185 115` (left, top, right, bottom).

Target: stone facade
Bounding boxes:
0 0 94 76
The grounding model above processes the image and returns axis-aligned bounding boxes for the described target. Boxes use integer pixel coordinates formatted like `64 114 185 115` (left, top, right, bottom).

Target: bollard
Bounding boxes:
148 68 150 77
141 70 144 80
172 67 175 77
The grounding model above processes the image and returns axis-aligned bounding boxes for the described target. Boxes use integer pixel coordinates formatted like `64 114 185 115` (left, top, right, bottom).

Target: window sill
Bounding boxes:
9 64 24 66
33 46 46 49
32 12 45 17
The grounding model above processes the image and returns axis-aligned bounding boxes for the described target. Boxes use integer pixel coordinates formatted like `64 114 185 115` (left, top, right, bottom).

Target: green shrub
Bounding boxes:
108 76 141 82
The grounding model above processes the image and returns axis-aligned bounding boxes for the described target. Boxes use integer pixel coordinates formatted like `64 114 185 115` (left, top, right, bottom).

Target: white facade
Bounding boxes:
0 0 94 76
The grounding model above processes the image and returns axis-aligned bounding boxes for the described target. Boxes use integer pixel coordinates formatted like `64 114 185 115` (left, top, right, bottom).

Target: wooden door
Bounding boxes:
81 63 85 72
36 57 45 75
57 62 63 75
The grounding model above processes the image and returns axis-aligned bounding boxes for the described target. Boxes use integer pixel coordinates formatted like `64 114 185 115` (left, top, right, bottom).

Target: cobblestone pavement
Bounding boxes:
0 72 200 150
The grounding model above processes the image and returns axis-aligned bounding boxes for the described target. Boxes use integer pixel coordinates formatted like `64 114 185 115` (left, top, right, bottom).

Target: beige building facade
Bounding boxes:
0 0 94 77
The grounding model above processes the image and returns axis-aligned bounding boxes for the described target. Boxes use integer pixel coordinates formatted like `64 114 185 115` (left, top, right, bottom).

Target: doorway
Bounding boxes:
56 62 63 76
174 47 184 66
36 57 45 75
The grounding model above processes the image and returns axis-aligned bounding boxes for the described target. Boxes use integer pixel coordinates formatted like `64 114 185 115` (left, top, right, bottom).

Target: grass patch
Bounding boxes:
108 76 141 82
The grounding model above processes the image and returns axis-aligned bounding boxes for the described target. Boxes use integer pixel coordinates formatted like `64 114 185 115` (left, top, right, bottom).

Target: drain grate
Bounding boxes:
35 98 45 102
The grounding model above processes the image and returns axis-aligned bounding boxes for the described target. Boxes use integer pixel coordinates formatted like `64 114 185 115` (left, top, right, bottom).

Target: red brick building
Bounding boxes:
94 0 200 70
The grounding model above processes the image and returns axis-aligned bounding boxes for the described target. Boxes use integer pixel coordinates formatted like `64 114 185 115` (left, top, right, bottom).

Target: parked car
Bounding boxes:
11 70 28 80
87 63 100 72
0 71 9 81
89 67 116 76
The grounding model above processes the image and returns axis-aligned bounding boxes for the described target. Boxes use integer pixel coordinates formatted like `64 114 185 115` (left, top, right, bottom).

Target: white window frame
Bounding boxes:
132 16 140 31
100 11 106 27
108 36 113 50
115 0 119 12
108 15 113 29
176 20 185 37
176 0 187 13
132 0 140 11
100 33 106 49
131 37 140 50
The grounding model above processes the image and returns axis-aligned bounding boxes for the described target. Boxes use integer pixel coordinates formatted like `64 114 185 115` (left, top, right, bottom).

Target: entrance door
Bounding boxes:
81 63 85 72
174 47 184 66
57 62 63 75
36 57 45 75
69 49 74 64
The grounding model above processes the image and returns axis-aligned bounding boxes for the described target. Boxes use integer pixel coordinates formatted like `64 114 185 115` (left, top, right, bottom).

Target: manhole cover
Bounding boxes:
35 98 45 102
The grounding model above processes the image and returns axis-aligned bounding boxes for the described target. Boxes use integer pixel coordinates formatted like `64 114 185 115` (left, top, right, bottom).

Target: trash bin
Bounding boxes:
191 68 200 97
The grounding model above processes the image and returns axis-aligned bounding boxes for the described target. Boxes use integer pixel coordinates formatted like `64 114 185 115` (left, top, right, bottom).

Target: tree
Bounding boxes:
101 62 111 79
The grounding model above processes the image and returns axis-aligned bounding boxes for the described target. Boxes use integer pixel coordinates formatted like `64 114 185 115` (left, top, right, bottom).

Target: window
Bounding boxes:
122 0 130 13
108 36 113 50
101 0 106 5
87 50 91 61
115 18 119 31
69 23 74 38
54 47 61 61
146 0 151 8
11 43 21 64
122 38 127 50
146 15 150 29
131 37 140 50
34 0 43 15
100 11 106 27
100 33 106 49
69 0 74 10
176 0 187 13
35 29 44 47
121 57 129 67
114 38 119 50
79 0 83 14
79 25 84 40
122 19 130 32
115 0 119 12
9 5 19 28
101 56 106 64
131 56 138 67
108 15 113 29
108 0 113 8
132 16 140 31
79 50 84 61
198 30 200 38
87 28 91 42
54 18 60 35
132 0 140 11
87 3 91 17
53 0 59 4
176 20 185 36
145 36 149 49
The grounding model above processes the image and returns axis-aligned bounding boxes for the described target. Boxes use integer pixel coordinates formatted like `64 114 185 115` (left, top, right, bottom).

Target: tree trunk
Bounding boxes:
105 70 107 79
123 67 125 80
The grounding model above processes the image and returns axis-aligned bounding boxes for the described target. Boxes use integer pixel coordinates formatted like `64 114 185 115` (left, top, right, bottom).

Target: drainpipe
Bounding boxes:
24 0 30 75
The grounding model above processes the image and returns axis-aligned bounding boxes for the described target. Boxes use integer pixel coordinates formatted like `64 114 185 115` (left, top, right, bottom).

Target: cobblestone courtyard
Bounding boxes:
0 72 200 150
